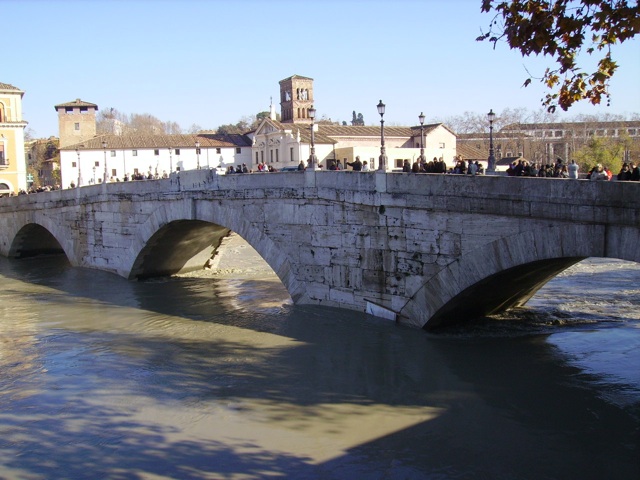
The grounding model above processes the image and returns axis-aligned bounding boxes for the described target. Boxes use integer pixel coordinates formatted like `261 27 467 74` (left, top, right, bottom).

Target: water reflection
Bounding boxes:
0 256 638 479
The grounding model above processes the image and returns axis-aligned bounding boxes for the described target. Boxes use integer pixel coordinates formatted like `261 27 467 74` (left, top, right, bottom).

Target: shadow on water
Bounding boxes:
0 256 639 479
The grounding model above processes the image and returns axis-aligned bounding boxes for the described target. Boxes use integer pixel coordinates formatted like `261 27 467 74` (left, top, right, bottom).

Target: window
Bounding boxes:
261 151 264 162
132 150 138 156
276 149 279 162
154 149 159 156
629 129 637 136
175 149 180 155
554 130 562 137
74 123 80 130
596 129 605 136
65 107 73 113
110 150 116 157
395 159 403 168
290 147 294 161
80 107 88 114
439 142 445 148
255 152 259 163
236 147 241 154
195 148 201 154
535 131 543 137
216 148 221 154
270 150 273 162
72 161 77 167
95 161 100 167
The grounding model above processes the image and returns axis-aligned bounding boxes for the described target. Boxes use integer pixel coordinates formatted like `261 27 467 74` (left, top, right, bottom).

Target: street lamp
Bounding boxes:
487 109 496 173
75 147 82 187
195 140 201 169
308 105 317 169
418 111 425 165
102 140 108 183
168 147 173 173
377 100 387 171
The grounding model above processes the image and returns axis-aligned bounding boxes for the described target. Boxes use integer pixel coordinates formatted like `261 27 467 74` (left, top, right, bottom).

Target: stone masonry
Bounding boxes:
0 171 638 329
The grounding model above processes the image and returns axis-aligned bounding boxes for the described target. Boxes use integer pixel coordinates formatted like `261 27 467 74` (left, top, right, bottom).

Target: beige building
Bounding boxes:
0 82 28 194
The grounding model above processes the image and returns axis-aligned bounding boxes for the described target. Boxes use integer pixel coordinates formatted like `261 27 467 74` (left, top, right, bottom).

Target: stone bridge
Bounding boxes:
1 170 638 329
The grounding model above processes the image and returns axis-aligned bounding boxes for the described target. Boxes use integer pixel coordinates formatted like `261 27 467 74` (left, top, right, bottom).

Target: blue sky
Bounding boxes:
5 0 640 138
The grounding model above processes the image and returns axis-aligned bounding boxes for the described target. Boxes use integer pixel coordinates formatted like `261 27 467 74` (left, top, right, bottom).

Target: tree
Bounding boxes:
573 130 634 174
478 0 640 112
96 108 184 135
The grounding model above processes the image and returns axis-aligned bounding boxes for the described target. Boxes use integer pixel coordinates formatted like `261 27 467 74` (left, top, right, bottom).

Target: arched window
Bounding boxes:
0 103 5 123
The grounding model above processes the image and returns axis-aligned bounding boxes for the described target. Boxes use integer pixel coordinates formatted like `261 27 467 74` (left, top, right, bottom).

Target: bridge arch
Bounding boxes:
126 200 305 303
401 223 640 329
7 213 76 263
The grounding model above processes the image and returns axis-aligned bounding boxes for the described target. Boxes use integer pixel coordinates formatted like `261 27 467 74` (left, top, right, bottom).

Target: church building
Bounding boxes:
249 75 457 170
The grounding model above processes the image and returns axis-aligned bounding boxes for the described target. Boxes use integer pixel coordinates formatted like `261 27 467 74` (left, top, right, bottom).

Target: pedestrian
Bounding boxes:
568 160 579 179
346 156 363 171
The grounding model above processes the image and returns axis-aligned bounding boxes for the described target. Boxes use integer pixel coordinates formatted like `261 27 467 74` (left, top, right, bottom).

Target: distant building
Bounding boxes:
0 82 28 194
54 99 98 148
56 74 459 187
58 132 252 188
458 120 640 166
250 75 457 171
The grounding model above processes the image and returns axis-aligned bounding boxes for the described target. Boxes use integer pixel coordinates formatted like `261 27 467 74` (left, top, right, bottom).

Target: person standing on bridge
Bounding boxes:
568 160 579 179
347 156 363 171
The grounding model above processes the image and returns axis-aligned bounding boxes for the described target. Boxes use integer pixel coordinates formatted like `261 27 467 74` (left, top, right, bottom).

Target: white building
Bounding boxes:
59 133 252 188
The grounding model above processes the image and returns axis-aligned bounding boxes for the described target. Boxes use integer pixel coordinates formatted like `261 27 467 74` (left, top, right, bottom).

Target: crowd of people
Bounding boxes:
7 155 639 196
403 156 451 174
502 157 640 182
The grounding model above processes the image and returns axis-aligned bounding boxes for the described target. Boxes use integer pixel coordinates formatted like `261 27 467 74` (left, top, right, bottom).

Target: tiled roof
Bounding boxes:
457 143 487 161
61 133 253 151
0 82 21 91
54 98 99 110
257 120 448 146
280 74 314 82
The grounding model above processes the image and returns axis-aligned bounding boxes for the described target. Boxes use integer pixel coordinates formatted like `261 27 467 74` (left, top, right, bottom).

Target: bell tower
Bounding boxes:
279 75 314 124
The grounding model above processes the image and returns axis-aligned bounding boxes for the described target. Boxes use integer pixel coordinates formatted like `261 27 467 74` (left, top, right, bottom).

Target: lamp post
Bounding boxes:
75 147 82 187
377 100 387 171
487 109 496 174
195 140 201 169
418 111 425 165
168 147 173 173
102 140 108 183
308 105 317 169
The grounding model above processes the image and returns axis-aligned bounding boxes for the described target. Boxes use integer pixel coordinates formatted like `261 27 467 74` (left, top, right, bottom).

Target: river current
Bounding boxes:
0 249 638 479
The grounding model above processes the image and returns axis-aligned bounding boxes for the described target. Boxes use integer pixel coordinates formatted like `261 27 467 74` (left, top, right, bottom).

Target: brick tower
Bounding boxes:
279 75 314 124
